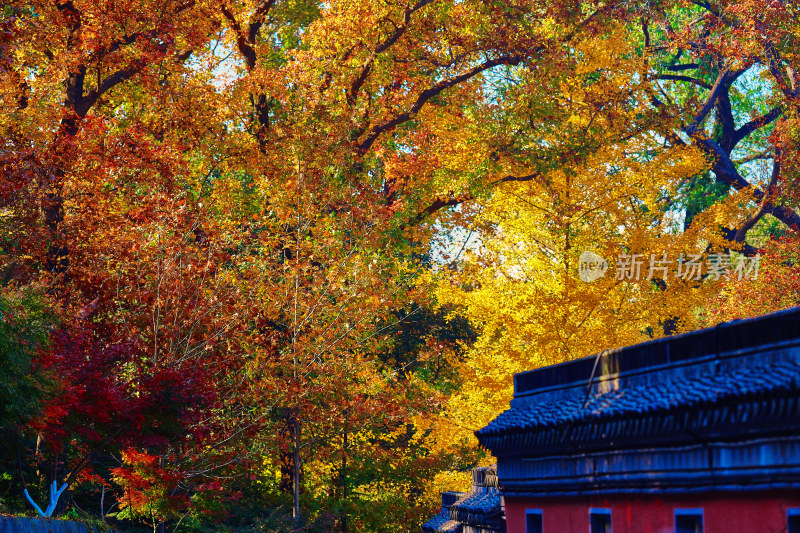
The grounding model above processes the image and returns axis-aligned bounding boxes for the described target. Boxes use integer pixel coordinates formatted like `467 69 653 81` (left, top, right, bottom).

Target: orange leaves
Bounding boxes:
714 236 800 321
112 449 189 521
4 0 797 528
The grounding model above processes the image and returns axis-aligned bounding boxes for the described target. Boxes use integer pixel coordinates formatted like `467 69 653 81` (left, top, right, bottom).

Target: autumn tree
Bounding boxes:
206 0 630 527
4 0 798 530
1 0 250 526
3 0 586 527
428 0 800 464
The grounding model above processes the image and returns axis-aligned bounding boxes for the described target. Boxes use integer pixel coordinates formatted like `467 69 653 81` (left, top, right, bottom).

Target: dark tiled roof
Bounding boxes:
474 308 800 495
512 307 800 394
477 354 800 458
422 492 465 533
479 358 800 438
422 469 505 533
449 489 503 529
421 509 461 533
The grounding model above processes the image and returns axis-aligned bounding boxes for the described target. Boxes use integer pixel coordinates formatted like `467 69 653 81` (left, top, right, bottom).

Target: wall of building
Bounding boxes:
0 516 112 533
505 491 800 533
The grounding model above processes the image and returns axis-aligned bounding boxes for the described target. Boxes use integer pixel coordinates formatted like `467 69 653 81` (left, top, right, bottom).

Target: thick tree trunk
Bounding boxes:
43 116 79 279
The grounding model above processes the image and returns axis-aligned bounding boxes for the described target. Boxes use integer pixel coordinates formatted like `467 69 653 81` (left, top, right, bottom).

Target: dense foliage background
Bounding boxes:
1 0 798 531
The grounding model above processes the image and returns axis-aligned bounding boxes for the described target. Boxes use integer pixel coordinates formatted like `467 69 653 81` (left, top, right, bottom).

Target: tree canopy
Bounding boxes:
0 0 798 531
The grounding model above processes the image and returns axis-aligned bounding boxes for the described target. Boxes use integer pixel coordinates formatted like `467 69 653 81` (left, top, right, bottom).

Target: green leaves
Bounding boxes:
0 289 54 429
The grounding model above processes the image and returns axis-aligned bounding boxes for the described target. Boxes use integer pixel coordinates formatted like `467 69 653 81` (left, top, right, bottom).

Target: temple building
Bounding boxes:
422 466 504 533
426 307 800 533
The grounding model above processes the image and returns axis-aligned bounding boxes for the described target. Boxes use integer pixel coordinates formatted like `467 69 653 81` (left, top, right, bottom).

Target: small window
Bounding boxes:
675 508 703 533
590 508 611 533
526 509 543 533
788 509 800 533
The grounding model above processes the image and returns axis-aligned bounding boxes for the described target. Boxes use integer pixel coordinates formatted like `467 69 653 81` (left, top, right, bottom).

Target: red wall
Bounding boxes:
505 491 800 533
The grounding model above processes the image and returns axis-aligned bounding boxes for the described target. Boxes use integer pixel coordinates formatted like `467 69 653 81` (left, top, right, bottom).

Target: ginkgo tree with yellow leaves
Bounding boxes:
429 1 800 467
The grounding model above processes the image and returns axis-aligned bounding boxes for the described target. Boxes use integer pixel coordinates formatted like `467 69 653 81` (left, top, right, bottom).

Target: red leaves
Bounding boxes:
714 235 800 321
35 321 219 458
111 449 189 520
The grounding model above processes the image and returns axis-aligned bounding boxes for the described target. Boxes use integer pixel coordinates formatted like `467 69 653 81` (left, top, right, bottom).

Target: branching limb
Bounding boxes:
697 137 800 233
734 150 774 165
731 107 783 149
654 74 711 89
686 69 743 136
733 151 781 243
24 481 68 517
347 0 435 107
221 0 276 70
357 53 524 153
765 42 799 99
409 172 542 225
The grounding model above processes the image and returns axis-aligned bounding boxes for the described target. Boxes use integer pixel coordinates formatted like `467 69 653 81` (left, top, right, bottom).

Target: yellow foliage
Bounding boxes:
428 27 748 455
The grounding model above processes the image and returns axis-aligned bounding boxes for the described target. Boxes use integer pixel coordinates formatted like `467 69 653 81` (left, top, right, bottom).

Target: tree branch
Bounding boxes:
685 69 738 136
765 42 799 99
563 3 618 43
91 30 155 61
409 172 541 225
715 82 736 150
733 154 780 242
221 0 276 71
654 74 711 89
687 0 730 23
248 0 277 43
80 58 154 115
221 4 257 70
55 0 82 49
734 149 774 165
667 63 700 72
696 137 800 233
357 53 524 153
731 106 782 148
62 2 200 121
347 0 435 107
